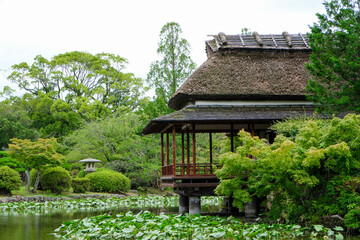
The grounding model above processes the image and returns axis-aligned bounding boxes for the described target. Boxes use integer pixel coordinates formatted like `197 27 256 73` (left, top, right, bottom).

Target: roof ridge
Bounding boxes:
207 32 310 50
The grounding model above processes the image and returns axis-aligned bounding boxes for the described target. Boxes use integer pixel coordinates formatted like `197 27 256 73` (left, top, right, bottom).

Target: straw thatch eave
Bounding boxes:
168 49 311 110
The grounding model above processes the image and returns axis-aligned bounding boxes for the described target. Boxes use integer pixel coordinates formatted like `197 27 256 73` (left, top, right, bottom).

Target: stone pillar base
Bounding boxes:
189 196 201 215
179 195 189 214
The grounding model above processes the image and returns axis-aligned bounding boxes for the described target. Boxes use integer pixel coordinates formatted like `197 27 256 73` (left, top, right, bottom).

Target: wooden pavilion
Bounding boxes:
142 32 314 214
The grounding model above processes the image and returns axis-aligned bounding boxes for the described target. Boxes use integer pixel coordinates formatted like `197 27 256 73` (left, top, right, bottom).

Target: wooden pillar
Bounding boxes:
172 126 176 176
187 130 190 175
209 132 213 174
192 124 196 175
181 133 185 175
251 123 255 137
161 134 164 173
231 123 234 153
166 133 169 175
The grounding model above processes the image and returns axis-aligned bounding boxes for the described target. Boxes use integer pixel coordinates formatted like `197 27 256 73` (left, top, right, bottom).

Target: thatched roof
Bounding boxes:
142 104 317 135
168 32 311 110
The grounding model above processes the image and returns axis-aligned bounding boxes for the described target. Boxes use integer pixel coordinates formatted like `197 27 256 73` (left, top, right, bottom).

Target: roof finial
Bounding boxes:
218 32 228 45
282 31 293 48
252 32 263 47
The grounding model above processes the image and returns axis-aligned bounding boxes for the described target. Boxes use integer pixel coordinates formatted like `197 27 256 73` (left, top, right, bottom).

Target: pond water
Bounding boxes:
1 201 359 240
0 205 219 240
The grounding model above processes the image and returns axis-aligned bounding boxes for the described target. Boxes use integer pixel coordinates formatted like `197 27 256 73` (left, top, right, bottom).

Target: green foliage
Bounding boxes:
216 114 360 229
306 0 360 113
55 211 344 240
240 27 252 35
71 177 90 193
77 170 87 178
345 208 360 230
147 22 196 104
0 101 38 150
40 166 71 194
8 52 144 117
104 160 157 189
7 137 64 193
0 151 26 172
64 114 161 188
0 166 22 195
0 196 220 215
8 138 64 171
86 169 130 193
17 93 84 139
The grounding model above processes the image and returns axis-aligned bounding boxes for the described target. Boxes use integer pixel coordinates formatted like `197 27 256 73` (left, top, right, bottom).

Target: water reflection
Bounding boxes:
0 205 219 240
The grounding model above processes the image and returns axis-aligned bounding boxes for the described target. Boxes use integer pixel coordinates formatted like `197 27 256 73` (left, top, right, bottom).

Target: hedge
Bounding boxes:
86 170 130 193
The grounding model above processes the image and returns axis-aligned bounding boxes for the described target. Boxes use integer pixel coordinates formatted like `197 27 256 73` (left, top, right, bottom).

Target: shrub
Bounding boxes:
105 160 159 189
86 169 130 193
216 114 360 229
41 167 71 194
345 208 360 230
0 166 22 195
72 177 90 193
77 169 87 178
0 151 26 172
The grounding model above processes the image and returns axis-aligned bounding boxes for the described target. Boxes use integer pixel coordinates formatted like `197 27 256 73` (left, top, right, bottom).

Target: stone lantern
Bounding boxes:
79 158 103 172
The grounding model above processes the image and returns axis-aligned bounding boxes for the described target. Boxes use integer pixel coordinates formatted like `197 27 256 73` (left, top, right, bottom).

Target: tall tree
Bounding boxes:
306 0 360 113
0 100 38 150
7 138 63 193
147 22 196 104
8 52 144 115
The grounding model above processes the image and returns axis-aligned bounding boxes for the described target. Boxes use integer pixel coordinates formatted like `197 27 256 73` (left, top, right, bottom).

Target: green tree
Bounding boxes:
216 114 360 228
15 93 83 139
0 151 26 172
8 51 144 118
64 114 160 188
147 22 196 107
306 0 360 113
7 138 64 193
0 100 38 150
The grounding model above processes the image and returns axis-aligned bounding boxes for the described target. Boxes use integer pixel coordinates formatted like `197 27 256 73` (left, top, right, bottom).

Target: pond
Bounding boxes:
0 196 358 240
0 196 221 240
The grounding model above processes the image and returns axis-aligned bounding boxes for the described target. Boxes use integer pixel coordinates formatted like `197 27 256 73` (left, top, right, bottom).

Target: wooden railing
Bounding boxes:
162 163 221 176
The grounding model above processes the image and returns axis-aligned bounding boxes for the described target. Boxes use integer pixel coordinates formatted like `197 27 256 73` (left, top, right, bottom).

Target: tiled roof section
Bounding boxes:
207 32 309 51
142 105 319 134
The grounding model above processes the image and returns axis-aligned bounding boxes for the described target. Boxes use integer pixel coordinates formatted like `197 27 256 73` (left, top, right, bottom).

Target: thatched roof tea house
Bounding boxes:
142 32 313 215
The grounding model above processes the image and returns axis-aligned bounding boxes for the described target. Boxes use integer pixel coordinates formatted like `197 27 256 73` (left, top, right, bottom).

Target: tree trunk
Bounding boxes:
25 169 31 192
31 170 41 193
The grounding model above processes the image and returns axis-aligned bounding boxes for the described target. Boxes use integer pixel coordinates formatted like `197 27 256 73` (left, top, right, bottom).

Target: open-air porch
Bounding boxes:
143 104 316 214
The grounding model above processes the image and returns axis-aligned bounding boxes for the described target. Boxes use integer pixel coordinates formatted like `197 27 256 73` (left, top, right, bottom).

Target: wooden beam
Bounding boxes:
166 133 169 167
192 124 196 175
231 123 234 153
161 133 164 167
187 130 190 175
299 33 309 48
209 132 213 174
172 126 176 176
181 133 185 175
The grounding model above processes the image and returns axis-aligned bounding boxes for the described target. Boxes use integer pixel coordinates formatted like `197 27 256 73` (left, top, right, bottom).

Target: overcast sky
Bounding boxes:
0 0 325 96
